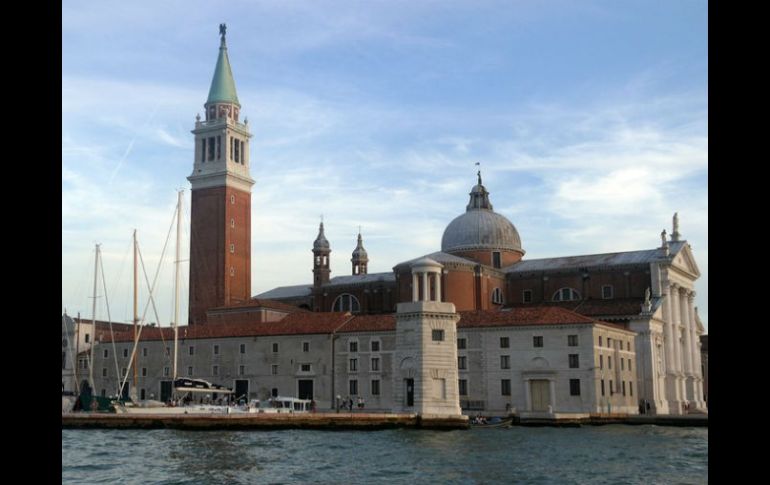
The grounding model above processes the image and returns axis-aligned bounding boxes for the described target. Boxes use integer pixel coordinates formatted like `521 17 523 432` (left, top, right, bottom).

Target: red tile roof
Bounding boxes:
457 307 595 327
339 314 397 333
507 299 644 318
106 312 353 343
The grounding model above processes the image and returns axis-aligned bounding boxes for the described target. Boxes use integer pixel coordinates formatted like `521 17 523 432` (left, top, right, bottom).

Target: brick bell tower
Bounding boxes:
188 24 254 325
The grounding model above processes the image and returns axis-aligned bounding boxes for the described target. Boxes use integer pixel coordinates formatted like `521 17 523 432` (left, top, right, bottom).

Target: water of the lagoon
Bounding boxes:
62 425 707 484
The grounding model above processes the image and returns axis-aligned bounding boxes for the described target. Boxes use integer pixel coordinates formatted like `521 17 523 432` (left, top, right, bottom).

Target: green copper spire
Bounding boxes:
206 23 240 106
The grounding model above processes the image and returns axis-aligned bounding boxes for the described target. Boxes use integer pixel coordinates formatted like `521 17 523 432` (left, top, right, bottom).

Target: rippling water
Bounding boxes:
62 425 707 484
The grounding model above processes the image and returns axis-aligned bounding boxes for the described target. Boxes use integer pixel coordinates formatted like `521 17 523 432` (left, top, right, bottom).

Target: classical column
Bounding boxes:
421 272 429 302
662 287 674 374
524 379 532 412
670 284 682 374
549 379 556 413
680 289 693 376
435 272 442 302
412 273 419 301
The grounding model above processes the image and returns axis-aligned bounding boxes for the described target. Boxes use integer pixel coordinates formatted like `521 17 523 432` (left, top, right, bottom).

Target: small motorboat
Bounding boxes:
471 416 513 428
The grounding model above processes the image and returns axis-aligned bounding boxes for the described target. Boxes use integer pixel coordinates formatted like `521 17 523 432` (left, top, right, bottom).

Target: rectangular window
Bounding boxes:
234 137 240 163
600 355 604 370
371 340 380 352
371 358 380 371
187 366 193 376
599 336 603 347
216 135 221 160
271 364 278 375
349 341 358 353
627 341 631 351
569 354 579 368
458 356 467 370
457 338 467 349
610 380 614 395
492 251 501 268
239 365 245 376
208 136 215 161
102 368 107 377
101 389 106 397
601 379 605 396
240 344 246 354
301 364 311 372
85 333 90 343
500 337 510 348
141 389 146 400
501 379 511 396
602 285 613 299
500 355 510 369
570 379 581 396
303 341 310 352
189 346 194 356
272 343 279 353
523 289 533 303
123 348 129 358
622 381 626 396
629 382 633 397
122 368 127 377
240 140 245 163
371 379 380 396
230 136 234 160
201 138 206 163
142 367 147 377
142 348 148 357
103 349 108 358
432 329 445 341
165 347 171 357
349 380 358 395
621 358 625 371
213 365 219 376
459 379 468 396
214 344 219 355
608 356 612 369
349 359 358 372
533 336 543 348
164 367 169 377
628 360 632 372
568 335 578 346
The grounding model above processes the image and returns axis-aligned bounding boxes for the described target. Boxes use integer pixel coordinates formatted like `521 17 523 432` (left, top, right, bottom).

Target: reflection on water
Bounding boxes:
63 425 707 484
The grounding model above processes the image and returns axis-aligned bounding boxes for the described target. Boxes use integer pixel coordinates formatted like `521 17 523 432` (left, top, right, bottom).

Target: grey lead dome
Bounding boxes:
440 175 523 254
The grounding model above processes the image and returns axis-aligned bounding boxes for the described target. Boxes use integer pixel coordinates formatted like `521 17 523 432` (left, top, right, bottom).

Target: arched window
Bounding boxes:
332 294 360 313
491 287 504 305
552 287 581 302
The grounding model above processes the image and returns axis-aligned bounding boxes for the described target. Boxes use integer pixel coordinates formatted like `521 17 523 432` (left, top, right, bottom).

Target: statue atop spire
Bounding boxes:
660 229 669 256
219 23 227 45
477 170 482 186
671 212 681 241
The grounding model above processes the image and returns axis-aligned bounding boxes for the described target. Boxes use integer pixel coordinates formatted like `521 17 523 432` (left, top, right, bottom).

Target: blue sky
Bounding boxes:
62 0 708 330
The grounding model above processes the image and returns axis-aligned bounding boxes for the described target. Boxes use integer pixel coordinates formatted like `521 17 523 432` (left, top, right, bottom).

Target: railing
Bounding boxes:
460 400 485 410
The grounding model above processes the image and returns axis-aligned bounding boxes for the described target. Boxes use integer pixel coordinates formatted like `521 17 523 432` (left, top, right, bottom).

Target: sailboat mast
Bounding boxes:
90 244 99 391
173 190 182 380
132 229 139 399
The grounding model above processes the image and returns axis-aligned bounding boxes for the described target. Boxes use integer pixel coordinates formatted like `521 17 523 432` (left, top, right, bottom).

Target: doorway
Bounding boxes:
160 380 173 403
405 378 414 407
530 380 551 412
298 380 314 400
235 380 249 402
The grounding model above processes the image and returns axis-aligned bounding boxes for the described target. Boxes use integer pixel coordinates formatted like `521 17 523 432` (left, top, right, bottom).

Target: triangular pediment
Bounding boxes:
672 243 701 278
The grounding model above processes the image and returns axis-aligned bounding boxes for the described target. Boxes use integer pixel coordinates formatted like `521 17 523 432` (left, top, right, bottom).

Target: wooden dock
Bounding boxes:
61 412 470 430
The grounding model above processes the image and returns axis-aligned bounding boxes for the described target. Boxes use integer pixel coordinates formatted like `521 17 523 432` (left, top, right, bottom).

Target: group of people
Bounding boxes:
337 395 366 412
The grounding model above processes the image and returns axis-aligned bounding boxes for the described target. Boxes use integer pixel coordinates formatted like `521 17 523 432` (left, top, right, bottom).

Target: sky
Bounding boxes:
62 0 708 331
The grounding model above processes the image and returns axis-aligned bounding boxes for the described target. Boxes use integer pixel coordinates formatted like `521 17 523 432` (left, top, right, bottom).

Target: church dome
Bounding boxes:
441 173 523 254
